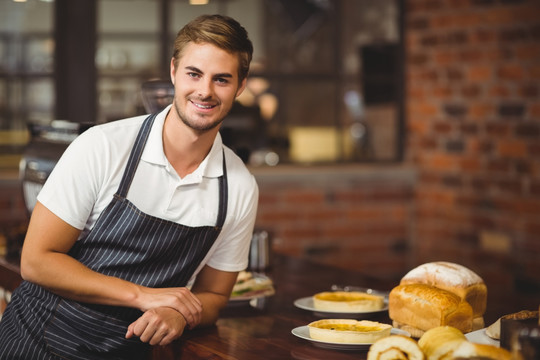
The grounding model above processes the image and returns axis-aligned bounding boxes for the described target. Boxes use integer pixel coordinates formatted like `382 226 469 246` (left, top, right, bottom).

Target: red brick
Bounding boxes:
514 44 540 61
489 85 511 98
407 118 431 135
496 140 528 158
517 84 539 98
461 84 482 98
432 85 454 98
469 103 495 119
433 50 457 65
485 123 510 137
460 156 482 172
408 86 427 100
497 64 525 81
433 121 453 134
530 103 540 117
470 28 498 44
467 66 492 82
409 102 440 117
529 64 540 79
481 6 539 26
487 159 512 173
283 190 324 204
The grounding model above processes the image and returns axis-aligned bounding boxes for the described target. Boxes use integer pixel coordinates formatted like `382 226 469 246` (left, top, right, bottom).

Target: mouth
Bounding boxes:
191 100 217 110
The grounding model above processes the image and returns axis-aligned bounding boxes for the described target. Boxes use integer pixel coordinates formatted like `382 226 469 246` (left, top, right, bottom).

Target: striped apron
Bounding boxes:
0 113 228 360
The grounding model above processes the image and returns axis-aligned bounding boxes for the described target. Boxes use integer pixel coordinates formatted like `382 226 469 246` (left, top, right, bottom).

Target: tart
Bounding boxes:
308 319 392 344
313 291 385 312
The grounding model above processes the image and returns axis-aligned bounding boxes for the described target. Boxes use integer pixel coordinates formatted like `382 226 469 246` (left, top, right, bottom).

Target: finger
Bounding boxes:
159 332 177 346
148 328 166 346
130 316 150 339
125 323 134 339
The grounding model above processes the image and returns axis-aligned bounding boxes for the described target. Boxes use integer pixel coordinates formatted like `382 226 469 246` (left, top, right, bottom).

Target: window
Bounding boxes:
0 0 54 170
0 0 403 169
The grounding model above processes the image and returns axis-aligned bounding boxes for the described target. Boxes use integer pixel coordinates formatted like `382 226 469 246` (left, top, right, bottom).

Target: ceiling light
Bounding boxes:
189 0 209 4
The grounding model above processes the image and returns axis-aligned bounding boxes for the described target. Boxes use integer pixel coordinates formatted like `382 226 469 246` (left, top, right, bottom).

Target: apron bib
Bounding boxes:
0 113 228 360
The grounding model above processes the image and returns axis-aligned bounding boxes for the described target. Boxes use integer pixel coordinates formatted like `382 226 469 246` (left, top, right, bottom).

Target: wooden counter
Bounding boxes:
151 255 395 360
0 254 392 359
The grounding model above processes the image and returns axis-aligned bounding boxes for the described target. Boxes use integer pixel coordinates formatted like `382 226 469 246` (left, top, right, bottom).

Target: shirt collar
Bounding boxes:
141 105 224 181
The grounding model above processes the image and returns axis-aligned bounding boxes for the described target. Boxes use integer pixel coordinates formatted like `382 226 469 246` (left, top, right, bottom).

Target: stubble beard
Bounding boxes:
174 99 225 133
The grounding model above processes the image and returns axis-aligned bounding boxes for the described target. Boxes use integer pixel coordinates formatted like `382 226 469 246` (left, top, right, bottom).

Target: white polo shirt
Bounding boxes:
37 105 259 275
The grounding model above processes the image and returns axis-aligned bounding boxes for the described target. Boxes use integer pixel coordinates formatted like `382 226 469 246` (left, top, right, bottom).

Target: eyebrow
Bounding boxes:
185 66 234 79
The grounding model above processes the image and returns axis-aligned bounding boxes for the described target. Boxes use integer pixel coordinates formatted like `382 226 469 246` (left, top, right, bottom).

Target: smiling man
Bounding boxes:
0 15 258 360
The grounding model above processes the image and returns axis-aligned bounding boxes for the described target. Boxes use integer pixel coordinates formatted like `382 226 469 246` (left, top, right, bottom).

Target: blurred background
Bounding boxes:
0 0 539 323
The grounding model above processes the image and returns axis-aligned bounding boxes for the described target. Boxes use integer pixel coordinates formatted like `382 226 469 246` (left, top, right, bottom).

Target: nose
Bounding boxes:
197 78 213 99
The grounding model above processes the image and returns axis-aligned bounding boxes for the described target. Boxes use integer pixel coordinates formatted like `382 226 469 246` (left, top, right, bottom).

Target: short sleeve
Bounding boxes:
37 127 110 230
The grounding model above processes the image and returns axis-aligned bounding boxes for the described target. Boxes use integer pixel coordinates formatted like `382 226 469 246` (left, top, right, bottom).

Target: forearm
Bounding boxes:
189 266 238 327
21 250 143 309
193 290 230 326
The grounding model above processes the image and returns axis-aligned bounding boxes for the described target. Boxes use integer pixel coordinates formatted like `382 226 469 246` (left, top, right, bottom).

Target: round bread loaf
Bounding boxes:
400 262 487 318
313 291 385 312
308 319 392 344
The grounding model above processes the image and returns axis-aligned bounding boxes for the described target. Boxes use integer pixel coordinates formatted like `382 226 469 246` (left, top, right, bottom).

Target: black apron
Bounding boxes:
0 113 228 360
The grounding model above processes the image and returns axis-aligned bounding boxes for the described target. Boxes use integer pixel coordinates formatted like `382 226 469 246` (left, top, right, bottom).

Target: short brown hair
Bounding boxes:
172 14 253 82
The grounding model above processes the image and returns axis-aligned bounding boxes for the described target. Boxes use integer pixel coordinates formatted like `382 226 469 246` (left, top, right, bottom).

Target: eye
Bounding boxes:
215 77 230 85
187 72 201 79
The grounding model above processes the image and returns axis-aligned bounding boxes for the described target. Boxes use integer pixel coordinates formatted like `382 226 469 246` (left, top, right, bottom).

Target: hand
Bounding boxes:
126 307 187 346
139 287 203 329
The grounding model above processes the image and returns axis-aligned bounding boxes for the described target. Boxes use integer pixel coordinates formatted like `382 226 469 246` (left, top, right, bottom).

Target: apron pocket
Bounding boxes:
44 299 148 360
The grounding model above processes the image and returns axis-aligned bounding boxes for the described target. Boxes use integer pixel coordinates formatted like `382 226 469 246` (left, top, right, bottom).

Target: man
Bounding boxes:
0 14 258 359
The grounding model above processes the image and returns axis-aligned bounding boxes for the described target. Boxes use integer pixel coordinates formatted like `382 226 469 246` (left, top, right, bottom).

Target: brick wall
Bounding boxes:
405 0 540 317
253 166 416 282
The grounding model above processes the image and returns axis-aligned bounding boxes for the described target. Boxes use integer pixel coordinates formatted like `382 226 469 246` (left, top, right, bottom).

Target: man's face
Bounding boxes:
170 42 246 133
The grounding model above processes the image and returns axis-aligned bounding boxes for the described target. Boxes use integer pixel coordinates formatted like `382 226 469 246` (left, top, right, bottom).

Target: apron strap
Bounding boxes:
117 113 157 198
216 151 228 228
116 112 228 229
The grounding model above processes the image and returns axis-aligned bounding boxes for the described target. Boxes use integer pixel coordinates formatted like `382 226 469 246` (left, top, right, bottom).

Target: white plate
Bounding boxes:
294 296 389 318
291 326 410 351
465 328 500 347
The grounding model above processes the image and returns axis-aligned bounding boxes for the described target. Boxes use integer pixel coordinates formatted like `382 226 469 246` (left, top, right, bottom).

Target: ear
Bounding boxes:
235 77 247 98
170 57 176 85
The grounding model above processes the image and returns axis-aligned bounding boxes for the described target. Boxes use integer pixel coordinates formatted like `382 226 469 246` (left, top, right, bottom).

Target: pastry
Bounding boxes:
313 291 385 312
453 341 512 360
367 334 425 360
418 326 467 360
308 319 391 344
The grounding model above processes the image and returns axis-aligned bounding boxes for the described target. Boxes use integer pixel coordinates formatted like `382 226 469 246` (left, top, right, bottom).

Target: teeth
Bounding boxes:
194 102 213 109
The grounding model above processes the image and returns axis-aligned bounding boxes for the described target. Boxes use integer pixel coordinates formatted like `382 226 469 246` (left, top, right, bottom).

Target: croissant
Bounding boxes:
418 326 467 360
367 335 424 360
453 341 511 360
418 326 512 360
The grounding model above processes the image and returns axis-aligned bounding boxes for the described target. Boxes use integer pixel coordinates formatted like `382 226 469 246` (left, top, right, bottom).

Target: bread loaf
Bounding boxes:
389 284 473 336
367 335 425 360
400 262 487 318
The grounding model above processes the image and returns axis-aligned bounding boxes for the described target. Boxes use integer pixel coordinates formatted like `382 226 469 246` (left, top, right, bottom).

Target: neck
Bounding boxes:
162 112 218 178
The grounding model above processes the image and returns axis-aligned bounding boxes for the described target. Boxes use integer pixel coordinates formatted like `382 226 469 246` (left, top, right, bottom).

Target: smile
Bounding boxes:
192 101 216 110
